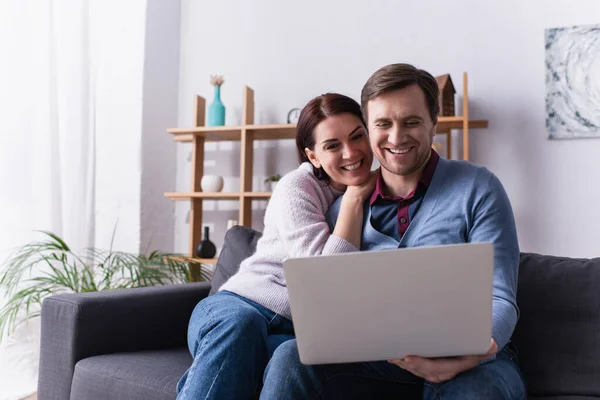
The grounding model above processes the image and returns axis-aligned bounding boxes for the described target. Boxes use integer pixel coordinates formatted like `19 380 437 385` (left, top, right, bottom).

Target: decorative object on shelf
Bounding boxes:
0 231 208 340
264 174 282 192
227 219 238 231
545 24 600 139
196 226 217 258
287 108 301 124
201 175 224 192
435 74 456 117
208 74 226 126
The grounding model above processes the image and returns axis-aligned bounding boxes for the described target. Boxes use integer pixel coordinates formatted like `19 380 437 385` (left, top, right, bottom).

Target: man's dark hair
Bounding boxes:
361 63 440 123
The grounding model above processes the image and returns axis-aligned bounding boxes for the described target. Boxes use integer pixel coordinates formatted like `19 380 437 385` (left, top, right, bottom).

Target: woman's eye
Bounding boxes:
351 133 364 141
326 143 340 150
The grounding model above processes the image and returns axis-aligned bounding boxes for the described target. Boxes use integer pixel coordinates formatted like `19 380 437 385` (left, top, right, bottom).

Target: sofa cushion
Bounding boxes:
70 348 191 400
210 225 262 294
513 253 600 398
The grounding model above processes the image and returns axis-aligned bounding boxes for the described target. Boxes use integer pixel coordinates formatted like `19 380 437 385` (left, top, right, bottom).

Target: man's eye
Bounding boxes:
376 122 391 128
406 120 420 127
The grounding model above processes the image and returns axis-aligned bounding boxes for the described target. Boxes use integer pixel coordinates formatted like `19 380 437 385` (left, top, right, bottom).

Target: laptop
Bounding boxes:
283 242 494 365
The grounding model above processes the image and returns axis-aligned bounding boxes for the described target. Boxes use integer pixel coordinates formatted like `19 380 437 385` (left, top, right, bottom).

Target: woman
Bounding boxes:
177 93 374 400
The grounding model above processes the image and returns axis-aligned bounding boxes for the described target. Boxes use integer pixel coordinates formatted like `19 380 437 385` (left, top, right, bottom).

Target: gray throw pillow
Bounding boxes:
209 225 262 295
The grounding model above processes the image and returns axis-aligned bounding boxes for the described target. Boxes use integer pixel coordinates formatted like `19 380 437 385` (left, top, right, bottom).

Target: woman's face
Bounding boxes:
305 113 373 191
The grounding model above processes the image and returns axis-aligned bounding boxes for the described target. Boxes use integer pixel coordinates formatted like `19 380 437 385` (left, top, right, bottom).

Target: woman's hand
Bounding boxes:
343 170 378 204
333 170 378 250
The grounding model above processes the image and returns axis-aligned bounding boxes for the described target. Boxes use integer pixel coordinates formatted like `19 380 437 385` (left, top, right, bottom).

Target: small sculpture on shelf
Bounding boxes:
208 74 225 126
435 74 456 117
196 226 217 258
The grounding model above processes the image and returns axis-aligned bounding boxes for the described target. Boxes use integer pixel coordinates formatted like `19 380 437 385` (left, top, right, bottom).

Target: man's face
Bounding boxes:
367 84 437 177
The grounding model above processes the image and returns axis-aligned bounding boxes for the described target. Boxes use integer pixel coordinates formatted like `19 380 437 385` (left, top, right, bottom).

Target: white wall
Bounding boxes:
176 0 600 258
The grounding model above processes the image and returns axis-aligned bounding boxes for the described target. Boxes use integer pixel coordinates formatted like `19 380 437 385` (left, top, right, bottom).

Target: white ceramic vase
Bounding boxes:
201 175 224 192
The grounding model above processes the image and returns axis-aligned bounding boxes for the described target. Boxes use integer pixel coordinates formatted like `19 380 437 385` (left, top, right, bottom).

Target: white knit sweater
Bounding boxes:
219 162 359 319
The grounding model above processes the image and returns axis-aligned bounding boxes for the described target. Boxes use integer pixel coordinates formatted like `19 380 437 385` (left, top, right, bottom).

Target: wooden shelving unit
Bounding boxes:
166 76 486 280
166 86 288 280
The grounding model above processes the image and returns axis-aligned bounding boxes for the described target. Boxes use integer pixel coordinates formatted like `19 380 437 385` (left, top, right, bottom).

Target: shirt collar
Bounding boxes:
369 149 440 205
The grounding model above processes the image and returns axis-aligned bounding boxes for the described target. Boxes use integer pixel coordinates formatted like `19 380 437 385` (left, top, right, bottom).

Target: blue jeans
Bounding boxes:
176 291 294 399
260 340 526 400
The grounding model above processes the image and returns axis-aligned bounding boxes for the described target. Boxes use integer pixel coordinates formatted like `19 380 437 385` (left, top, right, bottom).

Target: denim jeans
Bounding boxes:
176 291 294 400
260 340 526 400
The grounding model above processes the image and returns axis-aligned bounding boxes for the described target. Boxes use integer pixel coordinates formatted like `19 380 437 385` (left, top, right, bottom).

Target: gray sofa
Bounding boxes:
38 226 600 399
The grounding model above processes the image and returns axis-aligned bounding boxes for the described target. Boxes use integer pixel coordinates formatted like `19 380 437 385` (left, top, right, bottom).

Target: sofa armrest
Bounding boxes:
37 282 210 400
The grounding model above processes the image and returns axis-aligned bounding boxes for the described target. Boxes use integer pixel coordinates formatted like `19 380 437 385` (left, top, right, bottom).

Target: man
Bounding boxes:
260 64 526 399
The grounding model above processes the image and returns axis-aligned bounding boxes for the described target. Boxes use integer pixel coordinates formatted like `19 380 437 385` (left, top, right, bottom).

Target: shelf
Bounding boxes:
168 120 487 142
436 117 488 131
168 124 297 142
192 258 218 264
165 192 242 200
248 125 297 140
164 192 272 200
166 256 218 264
243 192 272 199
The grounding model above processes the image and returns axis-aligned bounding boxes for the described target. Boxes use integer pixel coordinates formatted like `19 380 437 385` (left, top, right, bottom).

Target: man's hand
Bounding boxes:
388 339 498 383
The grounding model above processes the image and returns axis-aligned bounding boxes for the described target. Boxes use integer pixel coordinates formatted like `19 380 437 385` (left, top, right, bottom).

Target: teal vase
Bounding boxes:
207 85 225 126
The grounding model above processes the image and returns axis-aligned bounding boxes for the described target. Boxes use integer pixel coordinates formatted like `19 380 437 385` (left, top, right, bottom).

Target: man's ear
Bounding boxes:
305 148 321 168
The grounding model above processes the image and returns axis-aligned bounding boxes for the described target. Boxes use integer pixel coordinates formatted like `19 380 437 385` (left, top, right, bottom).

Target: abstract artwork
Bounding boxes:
545 24 600 139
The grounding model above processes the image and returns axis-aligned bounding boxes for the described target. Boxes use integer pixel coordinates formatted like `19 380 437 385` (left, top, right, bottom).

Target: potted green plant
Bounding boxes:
0 231 210 342
264 174 281 192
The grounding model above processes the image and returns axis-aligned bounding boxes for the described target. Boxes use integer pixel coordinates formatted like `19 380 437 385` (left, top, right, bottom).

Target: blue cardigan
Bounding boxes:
326 157 520 350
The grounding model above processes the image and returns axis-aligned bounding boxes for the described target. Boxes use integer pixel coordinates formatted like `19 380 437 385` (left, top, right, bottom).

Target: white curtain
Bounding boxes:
0 1 95 398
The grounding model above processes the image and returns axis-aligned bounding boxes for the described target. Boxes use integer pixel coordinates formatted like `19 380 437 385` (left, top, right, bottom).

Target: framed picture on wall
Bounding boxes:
545 24 600 139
